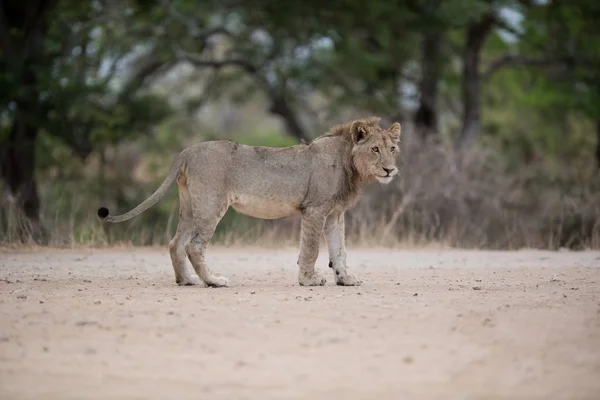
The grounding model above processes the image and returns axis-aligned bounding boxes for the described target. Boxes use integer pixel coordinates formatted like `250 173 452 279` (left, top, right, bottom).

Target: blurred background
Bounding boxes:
0 0 599 249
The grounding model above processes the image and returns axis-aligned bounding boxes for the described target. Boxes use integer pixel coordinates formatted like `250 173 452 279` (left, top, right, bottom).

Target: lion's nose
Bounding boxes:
383 167 395 176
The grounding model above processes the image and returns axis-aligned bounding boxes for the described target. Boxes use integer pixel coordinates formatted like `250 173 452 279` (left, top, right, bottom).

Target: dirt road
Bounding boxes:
1 247 599 399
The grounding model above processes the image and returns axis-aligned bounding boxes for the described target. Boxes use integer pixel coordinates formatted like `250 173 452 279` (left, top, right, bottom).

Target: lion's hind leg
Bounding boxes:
184 188 230 288
297 207 328 286
169 184 203 286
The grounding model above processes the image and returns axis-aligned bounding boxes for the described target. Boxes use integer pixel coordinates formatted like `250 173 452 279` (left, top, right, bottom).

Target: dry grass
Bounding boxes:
1 128 599 250
352 129 600 250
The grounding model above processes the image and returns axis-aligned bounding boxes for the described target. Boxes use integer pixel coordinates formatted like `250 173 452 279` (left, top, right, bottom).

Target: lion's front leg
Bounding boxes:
297 208 327 286
324 211 362 286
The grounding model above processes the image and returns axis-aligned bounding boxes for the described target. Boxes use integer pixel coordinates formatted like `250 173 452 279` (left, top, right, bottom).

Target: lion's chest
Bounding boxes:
230 194 299 220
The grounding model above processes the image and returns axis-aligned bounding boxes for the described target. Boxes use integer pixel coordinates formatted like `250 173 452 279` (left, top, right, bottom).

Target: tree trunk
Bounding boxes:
0 0 57 243
596 119 600 170
269 94 310 142
415 30 442 138
457 13 495 149
0 110 45 243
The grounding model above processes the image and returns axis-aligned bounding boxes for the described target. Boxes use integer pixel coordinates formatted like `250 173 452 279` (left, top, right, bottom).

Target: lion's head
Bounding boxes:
328 117 401 184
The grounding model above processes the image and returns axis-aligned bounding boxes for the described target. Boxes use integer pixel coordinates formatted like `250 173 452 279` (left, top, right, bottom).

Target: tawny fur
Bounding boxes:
97 117 401 287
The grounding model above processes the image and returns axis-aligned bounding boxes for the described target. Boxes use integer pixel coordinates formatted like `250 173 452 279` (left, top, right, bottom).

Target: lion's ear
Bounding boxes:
388 122 401 142
351 121 369 143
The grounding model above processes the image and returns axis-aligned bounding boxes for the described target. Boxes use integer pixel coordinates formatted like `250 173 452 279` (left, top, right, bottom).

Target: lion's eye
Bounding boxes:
390 146 396 153
372 147 379 153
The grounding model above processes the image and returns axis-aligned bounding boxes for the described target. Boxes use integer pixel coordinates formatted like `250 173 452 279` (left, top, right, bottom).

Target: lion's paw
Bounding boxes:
176 274 203 286
205 275 230 288
299 272 327 286
336 273 362 286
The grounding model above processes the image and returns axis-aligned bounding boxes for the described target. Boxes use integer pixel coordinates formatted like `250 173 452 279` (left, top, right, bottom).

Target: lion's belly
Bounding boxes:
230 194 299 220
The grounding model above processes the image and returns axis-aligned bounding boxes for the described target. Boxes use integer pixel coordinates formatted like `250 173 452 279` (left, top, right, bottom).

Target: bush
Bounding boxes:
1 126 598 249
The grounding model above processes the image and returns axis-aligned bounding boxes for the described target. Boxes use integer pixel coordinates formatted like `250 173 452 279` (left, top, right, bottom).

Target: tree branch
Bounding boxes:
493 15 524 39
482 54 563 81
0 3 11 52
117 58 174 103
174 48 269 91
23 0 57 33
176 51 258 74
175 50 310 141
158 0 231 40
516 0 536 7
469 12 496 51
99 53 128 85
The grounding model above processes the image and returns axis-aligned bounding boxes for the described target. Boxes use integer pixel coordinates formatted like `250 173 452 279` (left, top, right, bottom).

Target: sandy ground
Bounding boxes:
0 247 599 400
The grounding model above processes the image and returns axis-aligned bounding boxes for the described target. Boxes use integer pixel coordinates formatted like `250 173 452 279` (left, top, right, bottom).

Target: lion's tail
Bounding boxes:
97 155 183 223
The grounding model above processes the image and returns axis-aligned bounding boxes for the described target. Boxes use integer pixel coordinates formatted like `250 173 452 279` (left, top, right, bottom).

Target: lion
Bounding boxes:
97 116 401 287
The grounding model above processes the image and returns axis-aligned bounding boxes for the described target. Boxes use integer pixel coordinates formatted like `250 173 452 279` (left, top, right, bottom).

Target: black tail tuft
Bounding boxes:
97 207 109 220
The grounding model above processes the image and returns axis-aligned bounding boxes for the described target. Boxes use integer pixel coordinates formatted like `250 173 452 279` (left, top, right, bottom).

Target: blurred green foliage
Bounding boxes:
1 0 599 247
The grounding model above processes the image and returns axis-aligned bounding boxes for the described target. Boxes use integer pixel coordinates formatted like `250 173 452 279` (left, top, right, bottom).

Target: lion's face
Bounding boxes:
351 120 401 184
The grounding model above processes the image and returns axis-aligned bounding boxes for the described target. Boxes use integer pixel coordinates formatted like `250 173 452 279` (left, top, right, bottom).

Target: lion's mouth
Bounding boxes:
376 176 394 184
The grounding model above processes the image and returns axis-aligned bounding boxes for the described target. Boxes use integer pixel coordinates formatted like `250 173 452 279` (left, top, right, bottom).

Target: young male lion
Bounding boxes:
97 116 401 287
